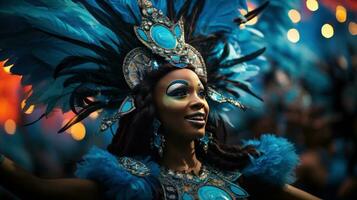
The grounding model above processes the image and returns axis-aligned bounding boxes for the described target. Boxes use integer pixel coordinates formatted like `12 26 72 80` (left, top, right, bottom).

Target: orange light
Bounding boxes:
70 122 86 141
89 111 99 119
21 100 35 114
349 22 357 36
336 5 347 23
288 9 301 23
287 28 300 43
4 119 16 135
0 60 21 123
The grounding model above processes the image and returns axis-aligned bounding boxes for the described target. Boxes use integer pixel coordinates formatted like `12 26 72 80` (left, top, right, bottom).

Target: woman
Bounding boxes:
0 0 320 199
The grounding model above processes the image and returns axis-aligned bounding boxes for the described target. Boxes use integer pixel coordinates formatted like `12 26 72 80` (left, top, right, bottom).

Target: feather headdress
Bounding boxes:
0 0 267 132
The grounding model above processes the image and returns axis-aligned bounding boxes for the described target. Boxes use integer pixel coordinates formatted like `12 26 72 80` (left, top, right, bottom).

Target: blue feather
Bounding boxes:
75 146 160 200
242 134 300 187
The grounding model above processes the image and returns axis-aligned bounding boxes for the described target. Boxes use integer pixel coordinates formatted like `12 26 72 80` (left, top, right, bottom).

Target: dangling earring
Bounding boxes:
199 132 213 154
151 118 165 157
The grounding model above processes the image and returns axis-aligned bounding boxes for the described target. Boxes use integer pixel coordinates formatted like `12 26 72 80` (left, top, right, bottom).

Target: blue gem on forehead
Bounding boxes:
151 24 177 49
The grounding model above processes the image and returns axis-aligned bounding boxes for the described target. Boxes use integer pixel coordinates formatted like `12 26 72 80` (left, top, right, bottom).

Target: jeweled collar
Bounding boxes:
159 164 249 200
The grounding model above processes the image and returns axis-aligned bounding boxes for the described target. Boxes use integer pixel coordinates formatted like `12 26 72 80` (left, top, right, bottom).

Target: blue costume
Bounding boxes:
75 135 298 199
0 0 300 199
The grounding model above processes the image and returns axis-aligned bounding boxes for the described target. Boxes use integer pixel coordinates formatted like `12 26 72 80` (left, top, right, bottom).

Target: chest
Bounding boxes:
159 166 249 200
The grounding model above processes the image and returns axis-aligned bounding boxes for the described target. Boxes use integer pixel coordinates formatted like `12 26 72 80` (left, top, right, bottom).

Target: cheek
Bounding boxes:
161 96 187 115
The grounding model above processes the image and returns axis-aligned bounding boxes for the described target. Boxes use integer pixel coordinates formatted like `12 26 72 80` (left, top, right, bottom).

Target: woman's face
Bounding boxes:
154 69 209 141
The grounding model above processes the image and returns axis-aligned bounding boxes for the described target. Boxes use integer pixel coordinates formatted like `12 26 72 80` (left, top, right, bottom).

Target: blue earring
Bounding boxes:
152 118 165 157
200 132 213 153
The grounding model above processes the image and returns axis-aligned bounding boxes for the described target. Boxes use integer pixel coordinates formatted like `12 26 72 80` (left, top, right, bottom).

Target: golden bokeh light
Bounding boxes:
70 122 86 141
239 9 248 16
239 5 258 26
336 5 347 23
321 23 334 38
287 28 300 43
4 119 16 135
89 111 99 119
3 65 13 74
306 0 319 12
21 100 35 114
349 22 357 36
246 17 258 26
288 9 301 23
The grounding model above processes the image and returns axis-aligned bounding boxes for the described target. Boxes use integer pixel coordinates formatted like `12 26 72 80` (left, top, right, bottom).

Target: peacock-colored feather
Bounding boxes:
0 0 268 131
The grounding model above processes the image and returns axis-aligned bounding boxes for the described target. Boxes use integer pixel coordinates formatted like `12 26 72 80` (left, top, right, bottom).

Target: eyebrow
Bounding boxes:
167 79 189 88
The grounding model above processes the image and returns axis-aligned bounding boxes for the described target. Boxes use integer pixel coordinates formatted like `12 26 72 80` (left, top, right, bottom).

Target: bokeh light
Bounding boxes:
349 22 357 36
3 65 13 74
4 119 16 135
69 122 86 141
21 100 35 115
288 9 301 24
321 23 334 38
287 28 300 43
306 0 319 12
89 111 99 119
335 5 347 23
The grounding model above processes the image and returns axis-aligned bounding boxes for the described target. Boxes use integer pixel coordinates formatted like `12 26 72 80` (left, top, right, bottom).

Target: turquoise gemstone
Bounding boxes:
198 185 232 200
147 8 153 15
171 55 181 63
150 25 177 49
137 28 148 42
174 24 182 38
182 193 194 200
230 185 248 197
171 62 188 68
120 97 135 113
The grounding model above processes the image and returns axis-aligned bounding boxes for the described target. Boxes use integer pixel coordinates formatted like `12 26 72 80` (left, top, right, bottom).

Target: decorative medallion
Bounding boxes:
117 157 151 177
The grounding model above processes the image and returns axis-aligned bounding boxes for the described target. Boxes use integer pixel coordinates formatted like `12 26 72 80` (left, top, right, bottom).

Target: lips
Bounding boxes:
184 112 206 128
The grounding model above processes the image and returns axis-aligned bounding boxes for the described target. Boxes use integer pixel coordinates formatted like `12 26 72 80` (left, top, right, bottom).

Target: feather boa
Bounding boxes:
242 134 299 187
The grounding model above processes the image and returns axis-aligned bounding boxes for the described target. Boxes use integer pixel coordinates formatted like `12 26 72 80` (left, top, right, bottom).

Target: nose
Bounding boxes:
189 94 205 110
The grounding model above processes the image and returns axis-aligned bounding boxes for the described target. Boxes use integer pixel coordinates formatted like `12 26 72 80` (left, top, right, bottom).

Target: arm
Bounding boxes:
277 184 321 200
0 155 101 200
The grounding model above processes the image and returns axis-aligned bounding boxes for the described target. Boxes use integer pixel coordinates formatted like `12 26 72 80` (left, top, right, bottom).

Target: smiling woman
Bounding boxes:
0 0 321 199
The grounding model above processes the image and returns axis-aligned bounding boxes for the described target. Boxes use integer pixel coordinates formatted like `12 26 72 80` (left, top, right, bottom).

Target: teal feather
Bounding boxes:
242 134 300 187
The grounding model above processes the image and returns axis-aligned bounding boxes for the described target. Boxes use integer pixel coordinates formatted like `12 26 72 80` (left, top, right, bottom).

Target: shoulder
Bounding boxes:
241 134 300 187
75 146 160 200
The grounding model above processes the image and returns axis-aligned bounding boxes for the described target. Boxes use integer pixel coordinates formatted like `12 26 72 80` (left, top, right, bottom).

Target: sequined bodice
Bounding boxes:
159 165 249 200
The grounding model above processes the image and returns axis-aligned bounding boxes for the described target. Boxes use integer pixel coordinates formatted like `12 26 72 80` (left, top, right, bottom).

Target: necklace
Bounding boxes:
159 164 249 200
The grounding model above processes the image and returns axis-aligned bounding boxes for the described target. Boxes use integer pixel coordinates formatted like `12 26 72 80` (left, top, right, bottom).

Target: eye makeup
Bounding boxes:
166 80 189 96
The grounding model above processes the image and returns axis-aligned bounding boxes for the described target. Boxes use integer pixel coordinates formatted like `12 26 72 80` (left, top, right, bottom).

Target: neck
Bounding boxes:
160 135 201 175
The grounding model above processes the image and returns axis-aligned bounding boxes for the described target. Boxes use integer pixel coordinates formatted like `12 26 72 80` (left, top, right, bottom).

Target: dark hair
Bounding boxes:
107 64 258 169
107 65 258 199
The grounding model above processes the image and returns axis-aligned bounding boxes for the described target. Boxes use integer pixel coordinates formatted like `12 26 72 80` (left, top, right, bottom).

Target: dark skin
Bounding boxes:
0 69 321 200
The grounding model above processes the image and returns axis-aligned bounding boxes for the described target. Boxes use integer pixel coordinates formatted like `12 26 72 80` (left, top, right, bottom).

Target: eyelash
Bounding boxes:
168 88 206 99
168 88 188 97
198 89 207 98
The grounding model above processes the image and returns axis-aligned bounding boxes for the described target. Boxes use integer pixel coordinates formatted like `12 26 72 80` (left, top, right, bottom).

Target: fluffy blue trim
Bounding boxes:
242 134 299 187
75 147 159 200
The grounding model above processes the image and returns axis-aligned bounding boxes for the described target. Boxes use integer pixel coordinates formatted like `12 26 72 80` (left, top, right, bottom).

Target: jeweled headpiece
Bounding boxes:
123 0 206 90
0 0 267 132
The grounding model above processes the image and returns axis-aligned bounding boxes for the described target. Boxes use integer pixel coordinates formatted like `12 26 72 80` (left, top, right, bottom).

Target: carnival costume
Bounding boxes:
0 0 299 199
